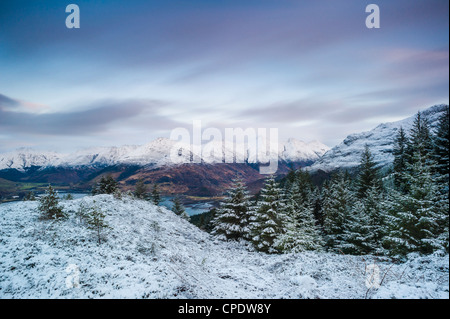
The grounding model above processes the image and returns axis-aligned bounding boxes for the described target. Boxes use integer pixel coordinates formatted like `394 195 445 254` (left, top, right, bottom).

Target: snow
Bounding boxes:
0 195 448 299
309 104 448 172
0 137 330 170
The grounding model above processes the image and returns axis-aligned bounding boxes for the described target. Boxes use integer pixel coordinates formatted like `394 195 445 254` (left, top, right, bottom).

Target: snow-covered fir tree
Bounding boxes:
432 106 449 252
85 201 110 245
322 171 356 254
348 185 387 255
249 175 286 253
385 146 444 256
356 144 380 198
38 184 66 220
406 111 434 168
392 126 409 192
346 145 386 255
92 175 118 195
433 105 449 180
274 181 323 253
212 177 253 241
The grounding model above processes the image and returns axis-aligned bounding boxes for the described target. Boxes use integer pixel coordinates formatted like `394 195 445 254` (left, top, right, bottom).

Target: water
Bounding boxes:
2 192 213 216
160 196 214 216
56 192 89 200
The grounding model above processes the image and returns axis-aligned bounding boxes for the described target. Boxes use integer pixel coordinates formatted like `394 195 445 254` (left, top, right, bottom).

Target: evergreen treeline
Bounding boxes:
211 108 449 257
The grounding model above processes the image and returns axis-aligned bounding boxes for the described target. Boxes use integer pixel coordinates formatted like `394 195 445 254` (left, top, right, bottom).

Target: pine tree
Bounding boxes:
134 179 148 199
433 105 449 191
63 193 74 200
311 187 325 228
172 196 190 221
249 175 285 253
432 106 449 253
151 183 161 205
274 182 323 252
392 126 409 192
341 144 387 255
322 171 355 253
347 185 387 255
406 111 434 167
212 177 253 240
385 150 443 256
93 175 118 195
356 144 380 198
38 184 66 220
23 191 36 201
85 201 110 245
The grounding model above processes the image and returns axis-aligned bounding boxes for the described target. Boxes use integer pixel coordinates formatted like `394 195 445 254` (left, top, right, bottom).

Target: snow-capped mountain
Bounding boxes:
309 104 448 172
0 148 62 171
280 138 329 163
0 137 330 171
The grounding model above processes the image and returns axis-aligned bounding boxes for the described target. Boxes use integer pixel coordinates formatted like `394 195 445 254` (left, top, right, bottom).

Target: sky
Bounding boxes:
0 0 448 153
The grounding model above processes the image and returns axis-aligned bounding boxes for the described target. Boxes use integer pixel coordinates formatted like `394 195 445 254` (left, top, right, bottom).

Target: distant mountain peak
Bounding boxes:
309 104 448 172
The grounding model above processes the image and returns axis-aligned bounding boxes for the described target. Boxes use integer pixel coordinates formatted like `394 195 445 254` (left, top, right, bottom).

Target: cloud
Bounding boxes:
0 94 176 136
0 93 20 109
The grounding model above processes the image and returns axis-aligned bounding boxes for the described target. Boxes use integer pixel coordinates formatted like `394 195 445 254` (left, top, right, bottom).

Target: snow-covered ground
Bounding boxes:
0 195 448 299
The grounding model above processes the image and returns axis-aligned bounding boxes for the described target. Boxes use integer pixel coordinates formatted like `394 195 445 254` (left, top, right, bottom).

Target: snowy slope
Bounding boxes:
0 195 448 299
0 148 63 172
280 139 329 163
0 138 330 171
309 104 448 172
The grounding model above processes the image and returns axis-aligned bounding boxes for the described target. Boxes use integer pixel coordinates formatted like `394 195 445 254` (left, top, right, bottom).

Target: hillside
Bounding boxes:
0 195 448 299
309 104 448 172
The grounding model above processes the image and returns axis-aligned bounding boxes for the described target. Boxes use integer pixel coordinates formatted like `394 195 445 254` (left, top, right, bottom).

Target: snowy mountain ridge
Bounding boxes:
308 104 448 172
0 138 330 171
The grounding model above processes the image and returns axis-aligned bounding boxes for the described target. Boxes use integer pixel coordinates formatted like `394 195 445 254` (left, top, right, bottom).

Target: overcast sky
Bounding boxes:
0 0 448 153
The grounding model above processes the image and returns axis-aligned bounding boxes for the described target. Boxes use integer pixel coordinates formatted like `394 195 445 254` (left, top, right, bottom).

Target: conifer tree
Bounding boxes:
23 191 36 201
432 105 449 252
63 193 74 200
249 175 286 253
311 187 325 228
93 175 118 195
433 106 449 189
172 196 190 221
134 179 148 199
274 182 323 252
151 183 161 205
322 171 355 253
347 185 387 255
85 201 110 245
392 126 409 192
212 177 253 240
356 144 380 198
342 144 387 255
385 149 443 256
406 111 434 167
38 184 66 220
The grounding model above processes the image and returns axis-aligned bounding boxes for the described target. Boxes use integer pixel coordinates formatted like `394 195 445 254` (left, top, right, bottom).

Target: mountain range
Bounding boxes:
0 138 329 172
0 138 329 198
0 104 447 198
